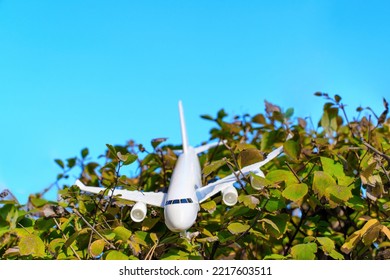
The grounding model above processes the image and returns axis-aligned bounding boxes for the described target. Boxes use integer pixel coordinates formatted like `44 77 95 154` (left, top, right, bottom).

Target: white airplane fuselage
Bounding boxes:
164 147 201 232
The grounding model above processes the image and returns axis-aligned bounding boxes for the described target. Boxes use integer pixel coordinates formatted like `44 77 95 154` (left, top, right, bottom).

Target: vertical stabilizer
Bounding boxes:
178 101 189 153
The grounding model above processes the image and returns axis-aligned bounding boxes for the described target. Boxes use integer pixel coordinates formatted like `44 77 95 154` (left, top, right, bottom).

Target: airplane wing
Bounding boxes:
75 180 167 208
196 145 284 204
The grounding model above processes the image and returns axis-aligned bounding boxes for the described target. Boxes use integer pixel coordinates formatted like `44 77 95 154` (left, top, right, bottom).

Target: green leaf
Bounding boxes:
105 250 129 260
329 250 344 260
313 171 336 199
283 139 300 160
321 107 339 134
19 234 45 257
285 107 294 119
54 159 65 169
317 237 335 254
200 114 214 121
320 157 345 181
220 122 241 134
225 205 251 218
64 231 79 249
360 162 378 185
263 254 287 260
81 148 89 159
262 213 289 239
261 131 278 152
34 218 56 231
48 238 65 254
345 195 366 211
291 243 317 260
133 231 148 246
200 200 217 214
150 233 159 245
217 230 236 243
113 226 132 241
202 159 226 178
142 218 160 231
106 144 117 157
151 138 167 149
67 157 77 168
117 152 138 165
217 109 228 119
238 148 264 168
227 222 250 235
235 143 257 152
90 239 105 258
325 185 353 207
282 183 308 202
252 114 266 124
250 172 272 190
260 218 280 233
101 229 116 241
265 196 286 212
238 195 260 210
266 170 297 185
30 197 48 208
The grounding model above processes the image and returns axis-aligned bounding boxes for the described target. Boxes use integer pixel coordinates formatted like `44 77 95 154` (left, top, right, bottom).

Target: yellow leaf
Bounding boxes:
381 225 390 240
90 239 105 258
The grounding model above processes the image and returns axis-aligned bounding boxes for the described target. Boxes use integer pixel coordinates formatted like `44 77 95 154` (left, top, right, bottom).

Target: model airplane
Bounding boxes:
75 101 286 235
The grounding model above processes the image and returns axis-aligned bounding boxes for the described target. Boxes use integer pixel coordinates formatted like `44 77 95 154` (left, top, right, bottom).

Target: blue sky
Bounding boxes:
0 1 389 204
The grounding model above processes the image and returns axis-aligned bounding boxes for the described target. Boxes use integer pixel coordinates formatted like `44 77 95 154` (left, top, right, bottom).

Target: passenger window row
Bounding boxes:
165 198 193 205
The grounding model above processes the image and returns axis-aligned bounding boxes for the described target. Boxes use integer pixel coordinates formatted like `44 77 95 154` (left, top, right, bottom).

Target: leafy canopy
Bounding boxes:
0 93 389 260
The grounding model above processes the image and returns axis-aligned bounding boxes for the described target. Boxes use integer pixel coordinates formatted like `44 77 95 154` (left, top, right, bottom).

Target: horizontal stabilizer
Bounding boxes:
194 140 227 155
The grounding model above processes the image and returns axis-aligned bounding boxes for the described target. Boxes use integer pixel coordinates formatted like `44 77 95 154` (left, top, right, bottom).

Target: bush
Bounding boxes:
0 93 389 260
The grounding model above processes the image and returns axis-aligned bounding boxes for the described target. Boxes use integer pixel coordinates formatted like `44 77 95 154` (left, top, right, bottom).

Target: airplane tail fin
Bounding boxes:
177 101 227 155
178 101 189 154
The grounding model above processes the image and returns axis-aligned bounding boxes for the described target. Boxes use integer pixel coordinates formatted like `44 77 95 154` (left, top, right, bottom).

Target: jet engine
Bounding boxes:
222 186 238 206
130 202 147 222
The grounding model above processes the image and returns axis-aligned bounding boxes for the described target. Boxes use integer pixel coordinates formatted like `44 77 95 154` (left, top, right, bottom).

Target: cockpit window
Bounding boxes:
165 198 194 205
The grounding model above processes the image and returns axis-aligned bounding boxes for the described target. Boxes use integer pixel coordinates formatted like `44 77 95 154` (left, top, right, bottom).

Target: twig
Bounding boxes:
145 243 158 260
362 141 390 165
53 218 81 260
234 210 263 243
223 141 247 181
284 209 307 256
209 241 220 260
73 208 116 250
340 104 355 138
285 161 302 183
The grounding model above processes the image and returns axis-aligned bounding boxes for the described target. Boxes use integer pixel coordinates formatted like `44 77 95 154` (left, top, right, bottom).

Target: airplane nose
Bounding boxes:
164 204 198 232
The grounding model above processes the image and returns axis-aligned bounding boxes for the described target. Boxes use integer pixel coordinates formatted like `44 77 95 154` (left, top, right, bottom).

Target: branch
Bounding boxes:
285 161 302 183
53 218 81 260
362 141 390 165
284 209 307 256
72 208 116 250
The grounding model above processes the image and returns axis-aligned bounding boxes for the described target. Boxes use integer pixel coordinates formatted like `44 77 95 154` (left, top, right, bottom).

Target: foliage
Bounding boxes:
1 93 389 260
